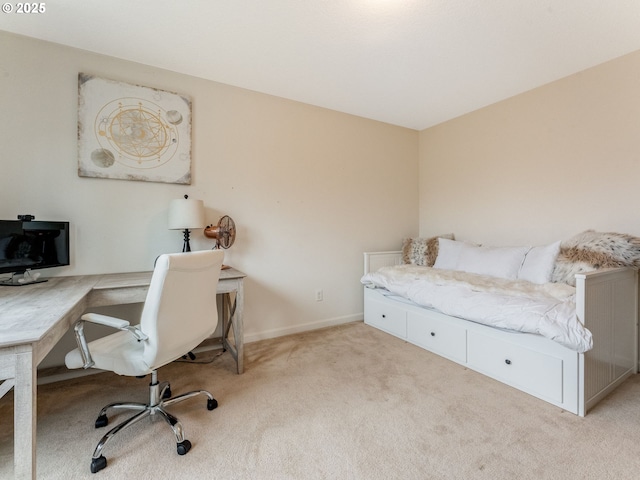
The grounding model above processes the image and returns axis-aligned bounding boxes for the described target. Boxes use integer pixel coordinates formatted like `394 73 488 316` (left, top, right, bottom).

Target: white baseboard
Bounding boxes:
243 313 362 343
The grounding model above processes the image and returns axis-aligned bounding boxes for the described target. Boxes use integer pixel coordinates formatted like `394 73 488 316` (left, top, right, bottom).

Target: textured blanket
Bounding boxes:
361 265 592 352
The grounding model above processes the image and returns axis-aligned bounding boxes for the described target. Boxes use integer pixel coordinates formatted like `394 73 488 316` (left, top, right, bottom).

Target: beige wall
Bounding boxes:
0 32 419 368
419 50 640 246
7 29 638 370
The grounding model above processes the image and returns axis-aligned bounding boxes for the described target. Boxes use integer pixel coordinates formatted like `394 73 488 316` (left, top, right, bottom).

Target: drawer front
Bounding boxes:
364 294 407 338
467 331 563 403
407 311 466 363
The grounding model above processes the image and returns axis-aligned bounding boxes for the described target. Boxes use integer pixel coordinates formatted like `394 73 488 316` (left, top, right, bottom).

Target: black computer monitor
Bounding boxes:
0 219 70 285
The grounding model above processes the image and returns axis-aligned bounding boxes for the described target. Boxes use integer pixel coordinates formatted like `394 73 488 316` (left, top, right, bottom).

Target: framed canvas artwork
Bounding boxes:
78 73 192 184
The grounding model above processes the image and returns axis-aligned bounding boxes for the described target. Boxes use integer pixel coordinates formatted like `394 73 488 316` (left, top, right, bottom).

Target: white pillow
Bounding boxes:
517 241 561 284
456 244 530 280
433 238 468 270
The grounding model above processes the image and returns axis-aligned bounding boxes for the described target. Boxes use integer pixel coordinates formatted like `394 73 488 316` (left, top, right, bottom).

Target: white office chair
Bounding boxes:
65 250 225 474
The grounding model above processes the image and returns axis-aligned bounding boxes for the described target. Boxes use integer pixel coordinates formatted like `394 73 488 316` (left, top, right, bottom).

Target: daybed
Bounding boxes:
361 231 639 416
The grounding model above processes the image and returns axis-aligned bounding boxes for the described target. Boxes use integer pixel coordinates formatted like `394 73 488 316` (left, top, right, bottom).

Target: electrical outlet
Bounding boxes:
315 289 323 302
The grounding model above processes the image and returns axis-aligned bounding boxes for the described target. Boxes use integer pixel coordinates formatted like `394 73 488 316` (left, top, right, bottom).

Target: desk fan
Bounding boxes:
204 215 236 268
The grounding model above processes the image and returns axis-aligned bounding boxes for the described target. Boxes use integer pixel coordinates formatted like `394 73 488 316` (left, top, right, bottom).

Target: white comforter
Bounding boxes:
361 265 592 353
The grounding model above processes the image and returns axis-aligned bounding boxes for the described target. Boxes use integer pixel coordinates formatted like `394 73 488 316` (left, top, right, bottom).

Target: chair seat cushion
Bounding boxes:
65 329 154 376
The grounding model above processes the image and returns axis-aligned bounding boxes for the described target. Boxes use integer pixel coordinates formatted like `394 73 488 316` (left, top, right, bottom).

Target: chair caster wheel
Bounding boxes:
177 439 191 455
90 455 107 473
95 414 108 428
207 398 218 410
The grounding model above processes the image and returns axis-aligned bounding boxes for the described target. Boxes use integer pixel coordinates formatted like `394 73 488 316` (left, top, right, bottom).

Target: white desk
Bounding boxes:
0 267 245 480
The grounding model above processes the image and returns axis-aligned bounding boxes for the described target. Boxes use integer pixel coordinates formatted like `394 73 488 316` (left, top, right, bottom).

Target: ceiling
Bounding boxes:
2 0 640 130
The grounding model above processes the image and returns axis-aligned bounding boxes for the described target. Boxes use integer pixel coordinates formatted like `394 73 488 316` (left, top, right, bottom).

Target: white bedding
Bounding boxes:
361 265 592 353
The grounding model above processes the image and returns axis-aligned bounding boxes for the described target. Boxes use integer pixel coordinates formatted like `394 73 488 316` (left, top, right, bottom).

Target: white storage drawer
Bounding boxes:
407 310 467 363
467 330 564 403
364 291 407 338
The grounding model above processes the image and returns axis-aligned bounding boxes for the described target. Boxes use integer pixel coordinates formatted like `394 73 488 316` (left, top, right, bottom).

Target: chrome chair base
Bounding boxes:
89 370 217 474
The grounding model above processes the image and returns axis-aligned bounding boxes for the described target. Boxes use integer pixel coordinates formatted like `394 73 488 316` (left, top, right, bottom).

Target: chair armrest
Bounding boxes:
81 313 149 341
73 313 149 369
81 312 130 329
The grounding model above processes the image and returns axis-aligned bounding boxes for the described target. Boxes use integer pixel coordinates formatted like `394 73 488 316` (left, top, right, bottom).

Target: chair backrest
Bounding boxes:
139 250 225 370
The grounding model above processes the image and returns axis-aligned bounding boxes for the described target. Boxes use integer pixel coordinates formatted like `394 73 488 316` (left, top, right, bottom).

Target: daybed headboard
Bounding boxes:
363 251 402 275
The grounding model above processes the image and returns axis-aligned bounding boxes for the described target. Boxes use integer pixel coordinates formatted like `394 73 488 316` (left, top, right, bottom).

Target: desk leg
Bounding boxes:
14 346 36 480
221 282 244 374
234 281 244 374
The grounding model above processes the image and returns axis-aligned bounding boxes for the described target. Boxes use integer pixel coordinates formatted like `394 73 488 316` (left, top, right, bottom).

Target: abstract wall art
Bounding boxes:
78 73 192 184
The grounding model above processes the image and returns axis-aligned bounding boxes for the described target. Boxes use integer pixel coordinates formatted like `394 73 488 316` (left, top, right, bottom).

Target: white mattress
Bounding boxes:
361 265 592 352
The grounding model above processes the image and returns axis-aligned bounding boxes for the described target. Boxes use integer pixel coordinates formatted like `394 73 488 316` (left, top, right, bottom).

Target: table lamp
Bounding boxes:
168 194 205 252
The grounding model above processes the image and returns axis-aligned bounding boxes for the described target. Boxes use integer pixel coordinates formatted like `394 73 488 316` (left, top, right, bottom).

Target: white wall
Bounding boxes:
0 32 419 368
418 50 640 245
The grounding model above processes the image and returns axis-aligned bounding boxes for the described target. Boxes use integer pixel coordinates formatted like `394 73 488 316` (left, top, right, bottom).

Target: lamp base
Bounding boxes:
182 229 192 252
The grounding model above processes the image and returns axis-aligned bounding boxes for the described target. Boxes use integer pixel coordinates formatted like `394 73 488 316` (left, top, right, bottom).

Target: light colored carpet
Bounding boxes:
1 321 639 479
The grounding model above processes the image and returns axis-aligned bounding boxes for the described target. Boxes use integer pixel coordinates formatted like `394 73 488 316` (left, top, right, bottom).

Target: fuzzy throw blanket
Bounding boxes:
365 265 576 300
552 230 640 285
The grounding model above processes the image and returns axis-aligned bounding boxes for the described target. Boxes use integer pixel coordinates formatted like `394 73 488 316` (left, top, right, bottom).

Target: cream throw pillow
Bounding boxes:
402 234 454 267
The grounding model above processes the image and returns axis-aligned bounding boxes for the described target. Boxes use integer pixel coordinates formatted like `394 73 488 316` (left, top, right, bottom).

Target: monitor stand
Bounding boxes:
0 271 48 286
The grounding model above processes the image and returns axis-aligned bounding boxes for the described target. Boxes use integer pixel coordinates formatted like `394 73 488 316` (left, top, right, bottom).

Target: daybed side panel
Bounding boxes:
363 251 402 275
577 267 638 415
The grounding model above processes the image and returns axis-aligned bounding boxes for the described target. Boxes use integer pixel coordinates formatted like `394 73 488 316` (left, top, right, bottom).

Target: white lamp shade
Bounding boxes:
168 198 205 230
